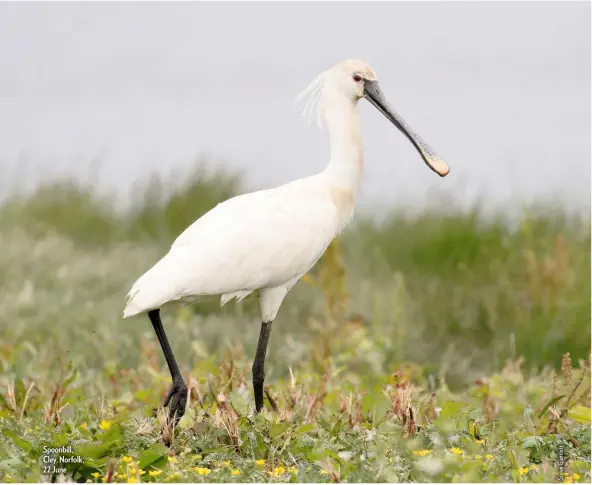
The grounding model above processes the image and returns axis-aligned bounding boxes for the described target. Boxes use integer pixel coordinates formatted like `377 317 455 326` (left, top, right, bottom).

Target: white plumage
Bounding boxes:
123 177 340 321
123 58 449 325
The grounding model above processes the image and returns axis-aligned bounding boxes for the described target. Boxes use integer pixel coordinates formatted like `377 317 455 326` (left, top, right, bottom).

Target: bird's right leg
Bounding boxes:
148 309 187 421
252 320 272 412
253 285 288 412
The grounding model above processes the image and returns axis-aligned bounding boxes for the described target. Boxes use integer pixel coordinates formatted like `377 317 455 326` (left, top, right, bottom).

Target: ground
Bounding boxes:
0 345 590 483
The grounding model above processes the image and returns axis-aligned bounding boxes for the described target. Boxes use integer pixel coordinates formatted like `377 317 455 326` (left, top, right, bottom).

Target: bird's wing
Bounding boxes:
123 183 338 316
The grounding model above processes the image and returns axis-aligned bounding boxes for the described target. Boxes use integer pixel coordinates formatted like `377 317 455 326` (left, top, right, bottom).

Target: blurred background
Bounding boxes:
0 2 590 390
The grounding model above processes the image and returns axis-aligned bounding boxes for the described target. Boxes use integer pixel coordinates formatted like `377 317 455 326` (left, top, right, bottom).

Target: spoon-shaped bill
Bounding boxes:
364 80 450 177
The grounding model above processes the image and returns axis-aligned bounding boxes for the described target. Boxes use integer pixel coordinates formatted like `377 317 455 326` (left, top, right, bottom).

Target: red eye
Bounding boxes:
353 74 362 83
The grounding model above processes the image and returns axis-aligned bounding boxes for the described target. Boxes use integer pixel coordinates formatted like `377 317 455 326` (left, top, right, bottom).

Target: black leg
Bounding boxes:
252 321 273 412
148 309 187 421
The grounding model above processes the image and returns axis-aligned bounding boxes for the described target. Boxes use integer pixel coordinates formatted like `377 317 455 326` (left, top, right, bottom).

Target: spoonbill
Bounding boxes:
123 59 450 420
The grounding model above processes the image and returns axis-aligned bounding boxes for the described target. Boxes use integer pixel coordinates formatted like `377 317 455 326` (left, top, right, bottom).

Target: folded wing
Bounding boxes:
123 185 338 317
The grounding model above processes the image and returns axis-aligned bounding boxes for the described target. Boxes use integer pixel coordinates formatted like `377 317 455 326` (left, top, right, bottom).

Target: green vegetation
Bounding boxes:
0 165 590 482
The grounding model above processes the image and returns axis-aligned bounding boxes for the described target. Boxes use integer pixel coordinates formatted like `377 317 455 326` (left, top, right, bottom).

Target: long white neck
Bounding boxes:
317 92 364 227
320 93 364 190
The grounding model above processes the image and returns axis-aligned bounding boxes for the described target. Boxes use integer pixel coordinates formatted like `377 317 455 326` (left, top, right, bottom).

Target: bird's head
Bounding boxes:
298 59 450 177
323 59 378 101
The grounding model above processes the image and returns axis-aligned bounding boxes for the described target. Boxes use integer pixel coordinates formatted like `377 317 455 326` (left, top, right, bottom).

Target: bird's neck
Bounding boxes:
319 94 364 223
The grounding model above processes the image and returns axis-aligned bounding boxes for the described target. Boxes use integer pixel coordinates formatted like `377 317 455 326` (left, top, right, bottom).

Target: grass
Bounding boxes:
0 163 590 482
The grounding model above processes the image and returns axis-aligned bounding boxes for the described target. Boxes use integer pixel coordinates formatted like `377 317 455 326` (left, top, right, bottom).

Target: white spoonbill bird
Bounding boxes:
123 59 450 420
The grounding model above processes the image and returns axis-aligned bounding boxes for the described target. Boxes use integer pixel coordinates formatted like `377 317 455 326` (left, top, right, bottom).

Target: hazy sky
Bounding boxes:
0 1 589 213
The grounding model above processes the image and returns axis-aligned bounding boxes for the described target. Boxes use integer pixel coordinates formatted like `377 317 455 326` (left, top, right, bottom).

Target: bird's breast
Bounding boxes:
330 187 356 229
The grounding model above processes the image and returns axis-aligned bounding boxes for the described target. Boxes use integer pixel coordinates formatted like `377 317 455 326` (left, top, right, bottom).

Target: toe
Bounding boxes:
163 387 175 407
168 392 186 421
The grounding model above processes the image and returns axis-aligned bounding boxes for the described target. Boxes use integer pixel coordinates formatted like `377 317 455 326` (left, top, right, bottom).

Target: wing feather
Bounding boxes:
123 182 337 317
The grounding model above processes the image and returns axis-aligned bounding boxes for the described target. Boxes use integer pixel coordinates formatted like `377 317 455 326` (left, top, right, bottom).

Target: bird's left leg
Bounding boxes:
148 309 187 422
253 286 288 412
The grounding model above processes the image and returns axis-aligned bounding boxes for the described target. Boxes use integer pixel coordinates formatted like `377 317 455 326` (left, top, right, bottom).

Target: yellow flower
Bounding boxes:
475 439 485 444
222 460 231 467
412 449 432 456
231 469 240 476
148 470 162 477
320 470 328 475
122 456 133 463
450 447 464 456
530 464 537 470
138 470 145 476
194 467 211 476
168 456 177 463
564 477 573 483
485 454 494 460
127 478 137 484
267 466 287 477
287 466 297 474
519 467 529 476
474 455 482 460
573 473 581 480
80 422 87 430
99 420 112 430
255 459 265 466
91 473 101 479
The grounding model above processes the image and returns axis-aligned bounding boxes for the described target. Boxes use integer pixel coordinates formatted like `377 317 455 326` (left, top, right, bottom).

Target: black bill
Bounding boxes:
364 80 449 177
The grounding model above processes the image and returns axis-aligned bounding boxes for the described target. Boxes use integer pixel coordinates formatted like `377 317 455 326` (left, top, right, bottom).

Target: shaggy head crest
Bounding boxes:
295 69 329 128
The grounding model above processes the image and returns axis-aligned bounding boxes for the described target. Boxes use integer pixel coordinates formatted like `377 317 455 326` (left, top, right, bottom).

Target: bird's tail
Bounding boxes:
122 254 182 318
122 288 143 318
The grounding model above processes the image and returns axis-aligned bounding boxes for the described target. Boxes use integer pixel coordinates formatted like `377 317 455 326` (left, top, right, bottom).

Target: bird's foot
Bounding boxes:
163 380 188 422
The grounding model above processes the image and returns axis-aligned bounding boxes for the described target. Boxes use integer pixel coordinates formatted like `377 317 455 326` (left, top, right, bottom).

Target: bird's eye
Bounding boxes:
353 74 362 83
